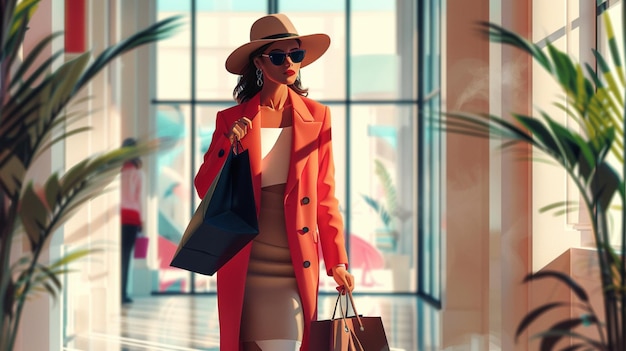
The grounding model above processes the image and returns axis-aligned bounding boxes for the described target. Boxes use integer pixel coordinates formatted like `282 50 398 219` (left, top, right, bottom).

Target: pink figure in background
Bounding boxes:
319 233 384 287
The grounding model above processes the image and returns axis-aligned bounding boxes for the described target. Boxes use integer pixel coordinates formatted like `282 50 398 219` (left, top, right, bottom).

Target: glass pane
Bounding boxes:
350 1 417 100
278 1 347 99
196 0 266 12
279 1 345 12
192 104 231 292
349 104 417 293
155 104 192 293
157 1 191 100
196 7 267 100
317 104 348 293
532 0 567 43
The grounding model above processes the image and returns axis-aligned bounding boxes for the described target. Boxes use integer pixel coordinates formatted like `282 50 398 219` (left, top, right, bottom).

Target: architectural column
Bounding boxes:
443 0 534 349
13 0 65 350
118 0 158 296
495 1 532 350
443 0 491 348
62 0 122 349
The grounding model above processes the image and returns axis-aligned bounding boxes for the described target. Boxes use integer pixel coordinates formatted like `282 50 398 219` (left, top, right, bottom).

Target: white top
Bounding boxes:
261 127 292 187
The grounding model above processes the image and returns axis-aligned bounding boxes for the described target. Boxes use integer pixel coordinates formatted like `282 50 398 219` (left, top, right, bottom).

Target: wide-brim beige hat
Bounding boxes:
225 13 330 75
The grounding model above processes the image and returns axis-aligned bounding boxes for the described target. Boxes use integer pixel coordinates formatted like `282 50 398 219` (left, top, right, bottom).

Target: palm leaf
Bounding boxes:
538 201 579 217
0 4 183 350
533 323 603 351
479 21 551 71
374 159 397 215
9 32 63 89
31 140 168 241
75 15 183 93
361 194 391 228
10 247 99 303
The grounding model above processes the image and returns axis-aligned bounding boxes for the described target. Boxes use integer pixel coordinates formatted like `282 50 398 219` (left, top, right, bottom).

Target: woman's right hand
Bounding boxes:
227 117 253 143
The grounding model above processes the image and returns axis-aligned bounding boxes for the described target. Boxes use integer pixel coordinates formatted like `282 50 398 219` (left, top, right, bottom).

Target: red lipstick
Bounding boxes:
286 69 295 76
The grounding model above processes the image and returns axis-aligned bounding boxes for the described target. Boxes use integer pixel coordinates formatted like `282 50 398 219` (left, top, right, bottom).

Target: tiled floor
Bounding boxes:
64 294 439 351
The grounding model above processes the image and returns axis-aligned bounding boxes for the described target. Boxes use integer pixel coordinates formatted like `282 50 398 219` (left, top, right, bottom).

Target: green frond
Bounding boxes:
12 248 97 301
539 201 579 217
361 194 391 228
602 12 625 84
9 32 63 89
0 153 26 196
9 0 39 37
17 182 49 249
479 21 551 71
547 44 579 100
441 112 535 144
374 159 397 214
34 126 92 161
75 15 184 93
31 141 167 240
0 4 182 349
585 62 604 88
512 113 562 160
589 162 620 211
49 248 99 269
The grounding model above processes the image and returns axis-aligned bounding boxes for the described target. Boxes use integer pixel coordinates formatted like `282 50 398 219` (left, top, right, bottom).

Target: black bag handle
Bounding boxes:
232 139 244 155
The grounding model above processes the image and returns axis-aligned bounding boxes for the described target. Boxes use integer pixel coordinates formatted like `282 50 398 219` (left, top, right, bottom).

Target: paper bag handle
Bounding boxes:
332 286 364 332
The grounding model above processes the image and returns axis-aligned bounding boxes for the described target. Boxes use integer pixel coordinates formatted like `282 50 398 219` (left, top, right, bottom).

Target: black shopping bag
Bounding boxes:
170 141 258 275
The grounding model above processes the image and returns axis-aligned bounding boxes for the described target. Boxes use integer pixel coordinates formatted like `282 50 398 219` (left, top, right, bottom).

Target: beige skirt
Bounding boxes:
240 184 304 342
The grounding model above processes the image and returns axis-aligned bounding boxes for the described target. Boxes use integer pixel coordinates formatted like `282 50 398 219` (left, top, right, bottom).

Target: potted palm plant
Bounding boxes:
0 1 181 350
361 158 412 291
362 158 399 252
440 4 626 349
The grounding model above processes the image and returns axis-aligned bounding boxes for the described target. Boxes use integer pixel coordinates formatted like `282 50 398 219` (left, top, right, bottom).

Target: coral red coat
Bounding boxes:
194 90 349 351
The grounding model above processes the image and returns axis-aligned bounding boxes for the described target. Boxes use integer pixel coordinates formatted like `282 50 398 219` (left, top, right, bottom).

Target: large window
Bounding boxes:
530 0 599 271
152 0 419 294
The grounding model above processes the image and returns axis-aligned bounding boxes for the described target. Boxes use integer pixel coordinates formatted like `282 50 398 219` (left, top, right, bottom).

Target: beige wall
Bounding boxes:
443 0 532 350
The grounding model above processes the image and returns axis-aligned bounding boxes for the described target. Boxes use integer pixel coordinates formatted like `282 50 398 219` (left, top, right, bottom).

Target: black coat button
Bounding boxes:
301 197 310 205
302 227 309 233
303 261 311 268
218 149 225 157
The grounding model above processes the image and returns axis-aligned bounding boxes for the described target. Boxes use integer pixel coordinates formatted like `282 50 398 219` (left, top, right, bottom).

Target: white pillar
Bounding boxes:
13 0 65 350
63 1 122 349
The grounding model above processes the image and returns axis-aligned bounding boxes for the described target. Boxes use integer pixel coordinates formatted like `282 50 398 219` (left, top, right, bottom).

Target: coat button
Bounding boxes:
218 149 225 157
302 227 309 233
303 261 311 268
301 197 310 205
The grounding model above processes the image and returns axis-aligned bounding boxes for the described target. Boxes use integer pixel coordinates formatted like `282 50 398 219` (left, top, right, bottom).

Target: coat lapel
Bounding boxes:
237 91 321 198
285 89 322 197
238 95 263 211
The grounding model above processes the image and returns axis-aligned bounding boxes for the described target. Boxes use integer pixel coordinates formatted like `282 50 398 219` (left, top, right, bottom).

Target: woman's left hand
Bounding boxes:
331 265 355 292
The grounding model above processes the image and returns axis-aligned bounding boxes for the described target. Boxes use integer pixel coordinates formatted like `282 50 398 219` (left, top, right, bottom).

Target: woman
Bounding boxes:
194 13 354 351
120 137 144 304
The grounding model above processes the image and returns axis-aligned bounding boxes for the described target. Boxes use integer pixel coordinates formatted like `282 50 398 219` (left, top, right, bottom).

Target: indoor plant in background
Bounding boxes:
440 4 626 350
0 0 181 350
361 158 412 290
362 158 399 252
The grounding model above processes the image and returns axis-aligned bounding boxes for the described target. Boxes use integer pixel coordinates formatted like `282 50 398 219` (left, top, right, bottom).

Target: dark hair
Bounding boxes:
233 40 308 104
121 137 142 168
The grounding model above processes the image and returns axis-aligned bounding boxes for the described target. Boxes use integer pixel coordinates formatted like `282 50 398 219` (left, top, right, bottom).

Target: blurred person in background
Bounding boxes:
120 137 144 305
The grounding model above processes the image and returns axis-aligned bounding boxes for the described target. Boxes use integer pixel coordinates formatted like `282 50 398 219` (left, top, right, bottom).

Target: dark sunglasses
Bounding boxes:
260 49 306 65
